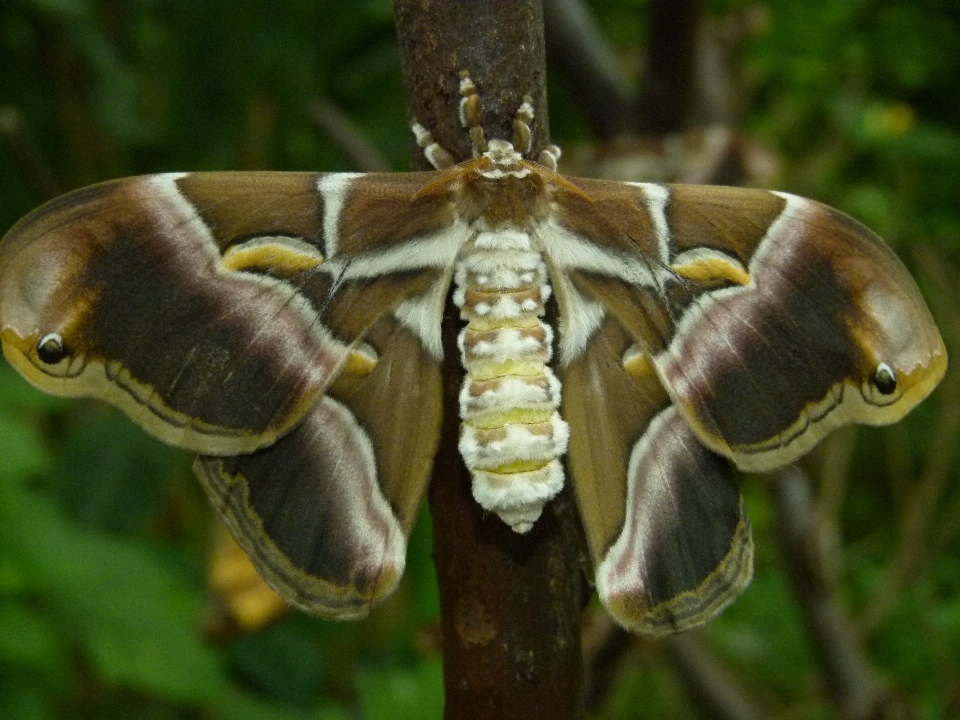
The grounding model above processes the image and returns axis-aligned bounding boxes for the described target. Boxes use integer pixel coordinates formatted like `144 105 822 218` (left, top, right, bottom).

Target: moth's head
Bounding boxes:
0 188 106 390
483 139 524 167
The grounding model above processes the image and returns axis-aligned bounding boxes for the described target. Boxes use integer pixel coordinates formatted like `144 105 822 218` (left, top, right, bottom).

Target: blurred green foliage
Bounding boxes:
1 0 959 718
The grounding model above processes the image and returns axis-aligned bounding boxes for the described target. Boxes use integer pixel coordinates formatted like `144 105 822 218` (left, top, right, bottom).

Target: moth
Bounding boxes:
0 73 946 635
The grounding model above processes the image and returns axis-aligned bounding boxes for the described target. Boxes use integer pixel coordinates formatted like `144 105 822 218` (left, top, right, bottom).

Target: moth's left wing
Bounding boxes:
0 170 459 619
549 179 946 472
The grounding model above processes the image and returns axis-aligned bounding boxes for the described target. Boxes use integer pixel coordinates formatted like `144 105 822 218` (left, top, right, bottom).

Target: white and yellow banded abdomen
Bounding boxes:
454 228 569 533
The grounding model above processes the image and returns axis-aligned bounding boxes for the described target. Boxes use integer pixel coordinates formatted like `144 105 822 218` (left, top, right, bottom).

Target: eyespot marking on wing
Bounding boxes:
873 361 897 395
860 360 905 407
37 332 68 365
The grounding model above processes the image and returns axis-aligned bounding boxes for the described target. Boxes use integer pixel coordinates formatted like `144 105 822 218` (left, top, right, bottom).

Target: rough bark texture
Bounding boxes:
395 0 551 170
393 2 588 718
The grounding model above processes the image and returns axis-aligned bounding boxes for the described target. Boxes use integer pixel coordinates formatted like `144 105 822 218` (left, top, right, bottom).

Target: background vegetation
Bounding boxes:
1 0 958 718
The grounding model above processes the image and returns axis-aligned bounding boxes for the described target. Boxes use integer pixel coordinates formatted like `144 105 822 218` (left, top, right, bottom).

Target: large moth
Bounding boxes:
0 74 946 635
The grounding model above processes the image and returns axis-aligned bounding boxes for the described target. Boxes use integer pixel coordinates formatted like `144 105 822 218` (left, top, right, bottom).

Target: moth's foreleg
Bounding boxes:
411 121 456 171
458 71 487 158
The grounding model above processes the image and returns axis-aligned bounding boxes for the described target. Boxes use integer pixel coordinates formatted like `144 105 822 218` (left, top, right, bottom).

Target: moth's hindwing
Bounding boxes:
552 179 947 473
195 317 443 619
563 317 752 635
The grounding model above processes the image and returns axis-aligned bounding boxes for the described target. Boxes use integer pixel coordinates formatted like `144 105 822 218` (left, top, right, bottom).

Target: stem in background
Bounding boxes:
636 0 701 133
582 615 766 720
308 97 391 172
772 466 914 720
542 0 635 139
392 2 587 718
859 245 960 634
665 632 766 720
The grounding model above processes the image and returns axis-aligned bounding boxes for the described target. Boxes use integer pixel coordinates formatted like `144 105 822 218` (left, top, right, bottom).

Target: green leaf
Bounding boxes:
0 363 65 411
0 685 52 720
4 493 229 702
0 601 67 675
225 620 327 705
52 408 184 531
0 409 49 486
217 690 348 720
357 658 444 720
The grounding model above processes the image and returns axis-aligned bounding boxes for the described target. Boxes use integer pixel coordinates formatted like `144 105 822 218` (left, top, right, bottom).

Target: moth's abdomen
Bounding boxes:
454 229 569 533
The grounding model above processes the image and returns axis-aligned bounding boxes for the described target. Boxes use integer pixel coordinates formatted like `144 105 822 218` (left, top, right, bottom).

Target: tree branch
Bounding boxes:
393 3 587 718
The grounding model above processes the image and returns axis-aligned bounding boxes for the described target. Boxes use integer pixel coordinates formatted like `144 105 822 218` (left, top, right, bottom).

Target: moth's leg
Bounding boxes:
538 144 562 172
512 96 535 156
458 71 486 157
512 93 562 170
411 121 455 171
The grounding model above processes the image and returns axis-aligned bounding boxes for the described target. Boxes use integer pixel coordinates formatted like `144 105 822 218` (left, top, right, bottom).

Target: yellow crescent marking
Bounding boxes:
343 347 378 376
222 241 324 274
672 255 750 287
622 346 656 381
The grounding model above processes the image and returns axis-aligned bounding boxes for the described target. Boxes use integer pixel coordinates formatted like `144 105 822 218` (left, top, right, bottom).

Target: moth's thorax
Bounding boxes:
453 215 569 532
456 156 552 230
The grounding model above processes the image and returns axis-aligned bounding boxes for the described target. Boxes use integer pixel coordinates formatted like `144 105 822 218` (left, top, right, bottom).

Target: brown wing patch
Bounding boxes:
665 184 786 261
563 317 670 564
176 172 323 250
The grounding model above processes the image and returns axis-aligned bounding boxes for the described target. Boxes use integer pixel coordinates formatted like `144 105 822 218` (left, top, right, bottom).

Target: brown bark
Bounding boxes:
393 2 587 718
395 0 551 170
